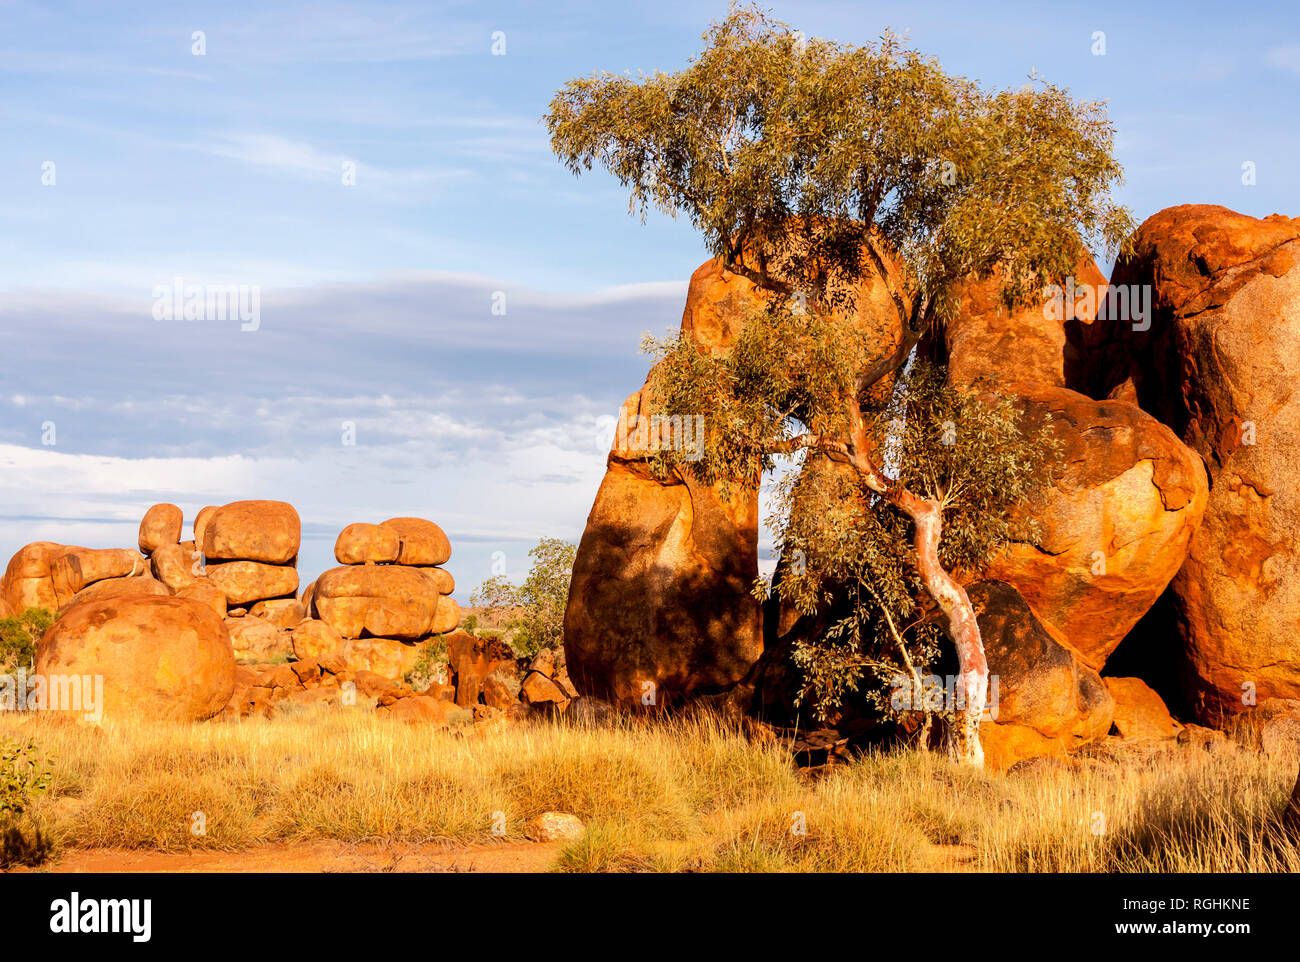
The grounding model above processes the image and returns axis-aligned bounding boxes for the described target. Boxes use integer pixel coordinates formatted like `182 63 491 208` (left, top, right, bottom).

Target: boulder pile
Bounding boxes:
302 517 460 678
11 503 473 722
1068 205 1300 721
563 204 1300 769
221 635 583 731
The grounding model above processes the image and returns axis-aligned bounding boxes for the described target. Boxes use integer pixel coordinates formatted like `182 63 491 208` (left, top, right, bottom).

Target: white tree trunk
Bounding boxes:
844 415 989 767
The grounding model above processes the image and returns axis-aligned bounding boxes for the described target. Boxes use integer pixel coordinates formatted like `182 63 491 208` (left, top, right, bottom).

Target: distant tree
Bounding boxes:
470 538 577 657
0 608 54 673
547 5 1129 764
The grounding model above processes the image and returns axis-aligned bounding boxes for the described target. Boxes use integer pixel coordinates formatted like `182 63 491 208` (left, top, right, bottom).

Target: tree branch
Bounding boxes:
764 433 849 455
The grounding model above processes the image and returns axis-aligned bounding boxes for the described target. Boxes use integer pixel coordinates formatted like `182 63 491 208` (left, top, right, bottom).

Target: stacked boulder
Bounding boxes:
930 256 1208 765
146 500 302 662
1 503 246 723
2 542 155 615
303 517 460 678
1067 205 1300 721
140 504 228 618
37 594 236 723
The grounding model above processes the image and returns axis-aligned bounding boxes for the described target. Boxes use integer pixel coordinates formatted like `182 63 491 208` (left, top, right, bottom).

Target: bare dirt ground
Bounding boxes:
14 839 982 874
14 839 565 874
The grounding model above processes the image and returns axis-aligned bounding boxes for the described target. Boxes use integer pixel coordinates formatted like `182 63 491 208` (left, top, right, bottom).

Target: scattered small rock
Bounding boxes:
529 812 584 843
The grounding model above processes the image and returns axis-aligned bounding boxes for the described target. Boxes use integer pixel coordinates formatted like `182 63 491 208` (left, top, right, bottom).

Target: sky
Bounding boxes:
1 0 1297 596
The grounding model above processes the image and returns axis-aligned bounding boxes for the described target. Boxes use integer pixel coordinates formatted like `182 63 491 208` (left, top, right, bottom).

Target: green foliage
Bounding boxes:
770 364 1060 718
0 607 54 672
0 740 52 819
0 739 54 868
547 4 1134 332
461 614 479 633
470 538 577 657
404 635 449 692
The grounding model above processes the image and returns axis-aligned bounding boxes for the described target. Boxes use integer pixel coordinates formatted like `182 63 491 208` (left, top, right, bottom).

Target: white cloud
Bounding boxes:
192 133 472 193
0 271 690 592
1268 44 1300 74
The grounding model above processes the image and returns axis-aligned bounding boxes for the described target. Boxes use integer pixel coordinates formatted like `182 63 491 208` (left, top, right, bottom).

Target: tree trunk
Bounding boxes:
891 489 987 767
842 411 989 767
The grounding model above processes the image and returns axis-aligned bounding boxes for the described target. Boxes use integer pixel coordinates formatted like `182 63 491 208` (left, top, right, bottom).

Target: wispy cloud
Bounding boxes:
192 132 472 192
0 273 687 590
1267 44 1300 74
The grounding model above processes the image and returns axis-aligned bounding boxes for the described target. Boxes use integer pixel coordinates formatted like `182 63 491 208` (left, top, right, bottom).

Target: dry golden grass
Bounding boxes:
3 708 1298 872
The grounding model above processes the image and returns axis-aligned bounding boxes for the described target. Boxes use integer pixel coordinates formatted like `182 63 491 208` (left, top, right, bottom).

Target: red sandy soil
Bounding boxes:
12 839 564 874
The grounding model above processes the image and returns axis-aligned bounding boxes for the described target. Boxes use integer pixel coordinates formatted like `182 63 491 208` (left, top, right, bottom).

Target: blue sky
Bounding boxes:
1 0 1297 595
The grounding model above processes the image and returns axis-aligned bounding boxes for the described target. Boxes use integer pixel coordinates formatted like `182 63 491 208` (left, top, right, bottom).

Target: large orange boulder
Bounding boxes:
564 375 763 707
35 595 236 722
2 542 70 611
138 503 183 554
1106 676 1182 739
313 564 443 640
1069 205 1300 718
202 500 301 564
334 522 401 565
49 548 146 606
205 560 299 607
971 581 1114 769
59 574 169 613
381 517 451 566
983 384 1208 669
945 257 1108 389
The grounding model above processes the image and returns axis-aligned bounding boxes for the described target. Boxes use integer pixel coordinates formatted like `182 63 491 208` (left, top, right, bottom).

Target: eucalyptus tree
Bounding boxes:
547 5 1131 764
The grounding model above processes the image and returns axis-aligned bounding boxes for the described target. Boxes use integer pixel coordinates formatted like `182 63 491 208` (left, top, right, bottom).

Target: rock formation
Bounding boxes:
36 595 235 722
1067 205 1300 720
563 256 768 708
982 385 1208 667
306 517 460 678
970 581 1115 769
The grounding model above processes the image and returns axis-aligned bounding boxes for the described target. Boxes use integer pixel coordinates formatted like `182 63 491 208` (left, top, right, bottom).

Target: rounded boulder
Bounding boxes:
138 503 184 554
334 522 401 565
381 517 451 567
35 595 236 722
202 500 301 564
314 564 443 640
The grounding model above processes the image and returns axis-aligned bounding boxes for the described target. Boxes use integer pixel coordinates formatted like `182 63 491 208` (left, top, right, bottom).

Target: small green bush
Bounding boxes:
404 635 449 691
0 739 54 867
